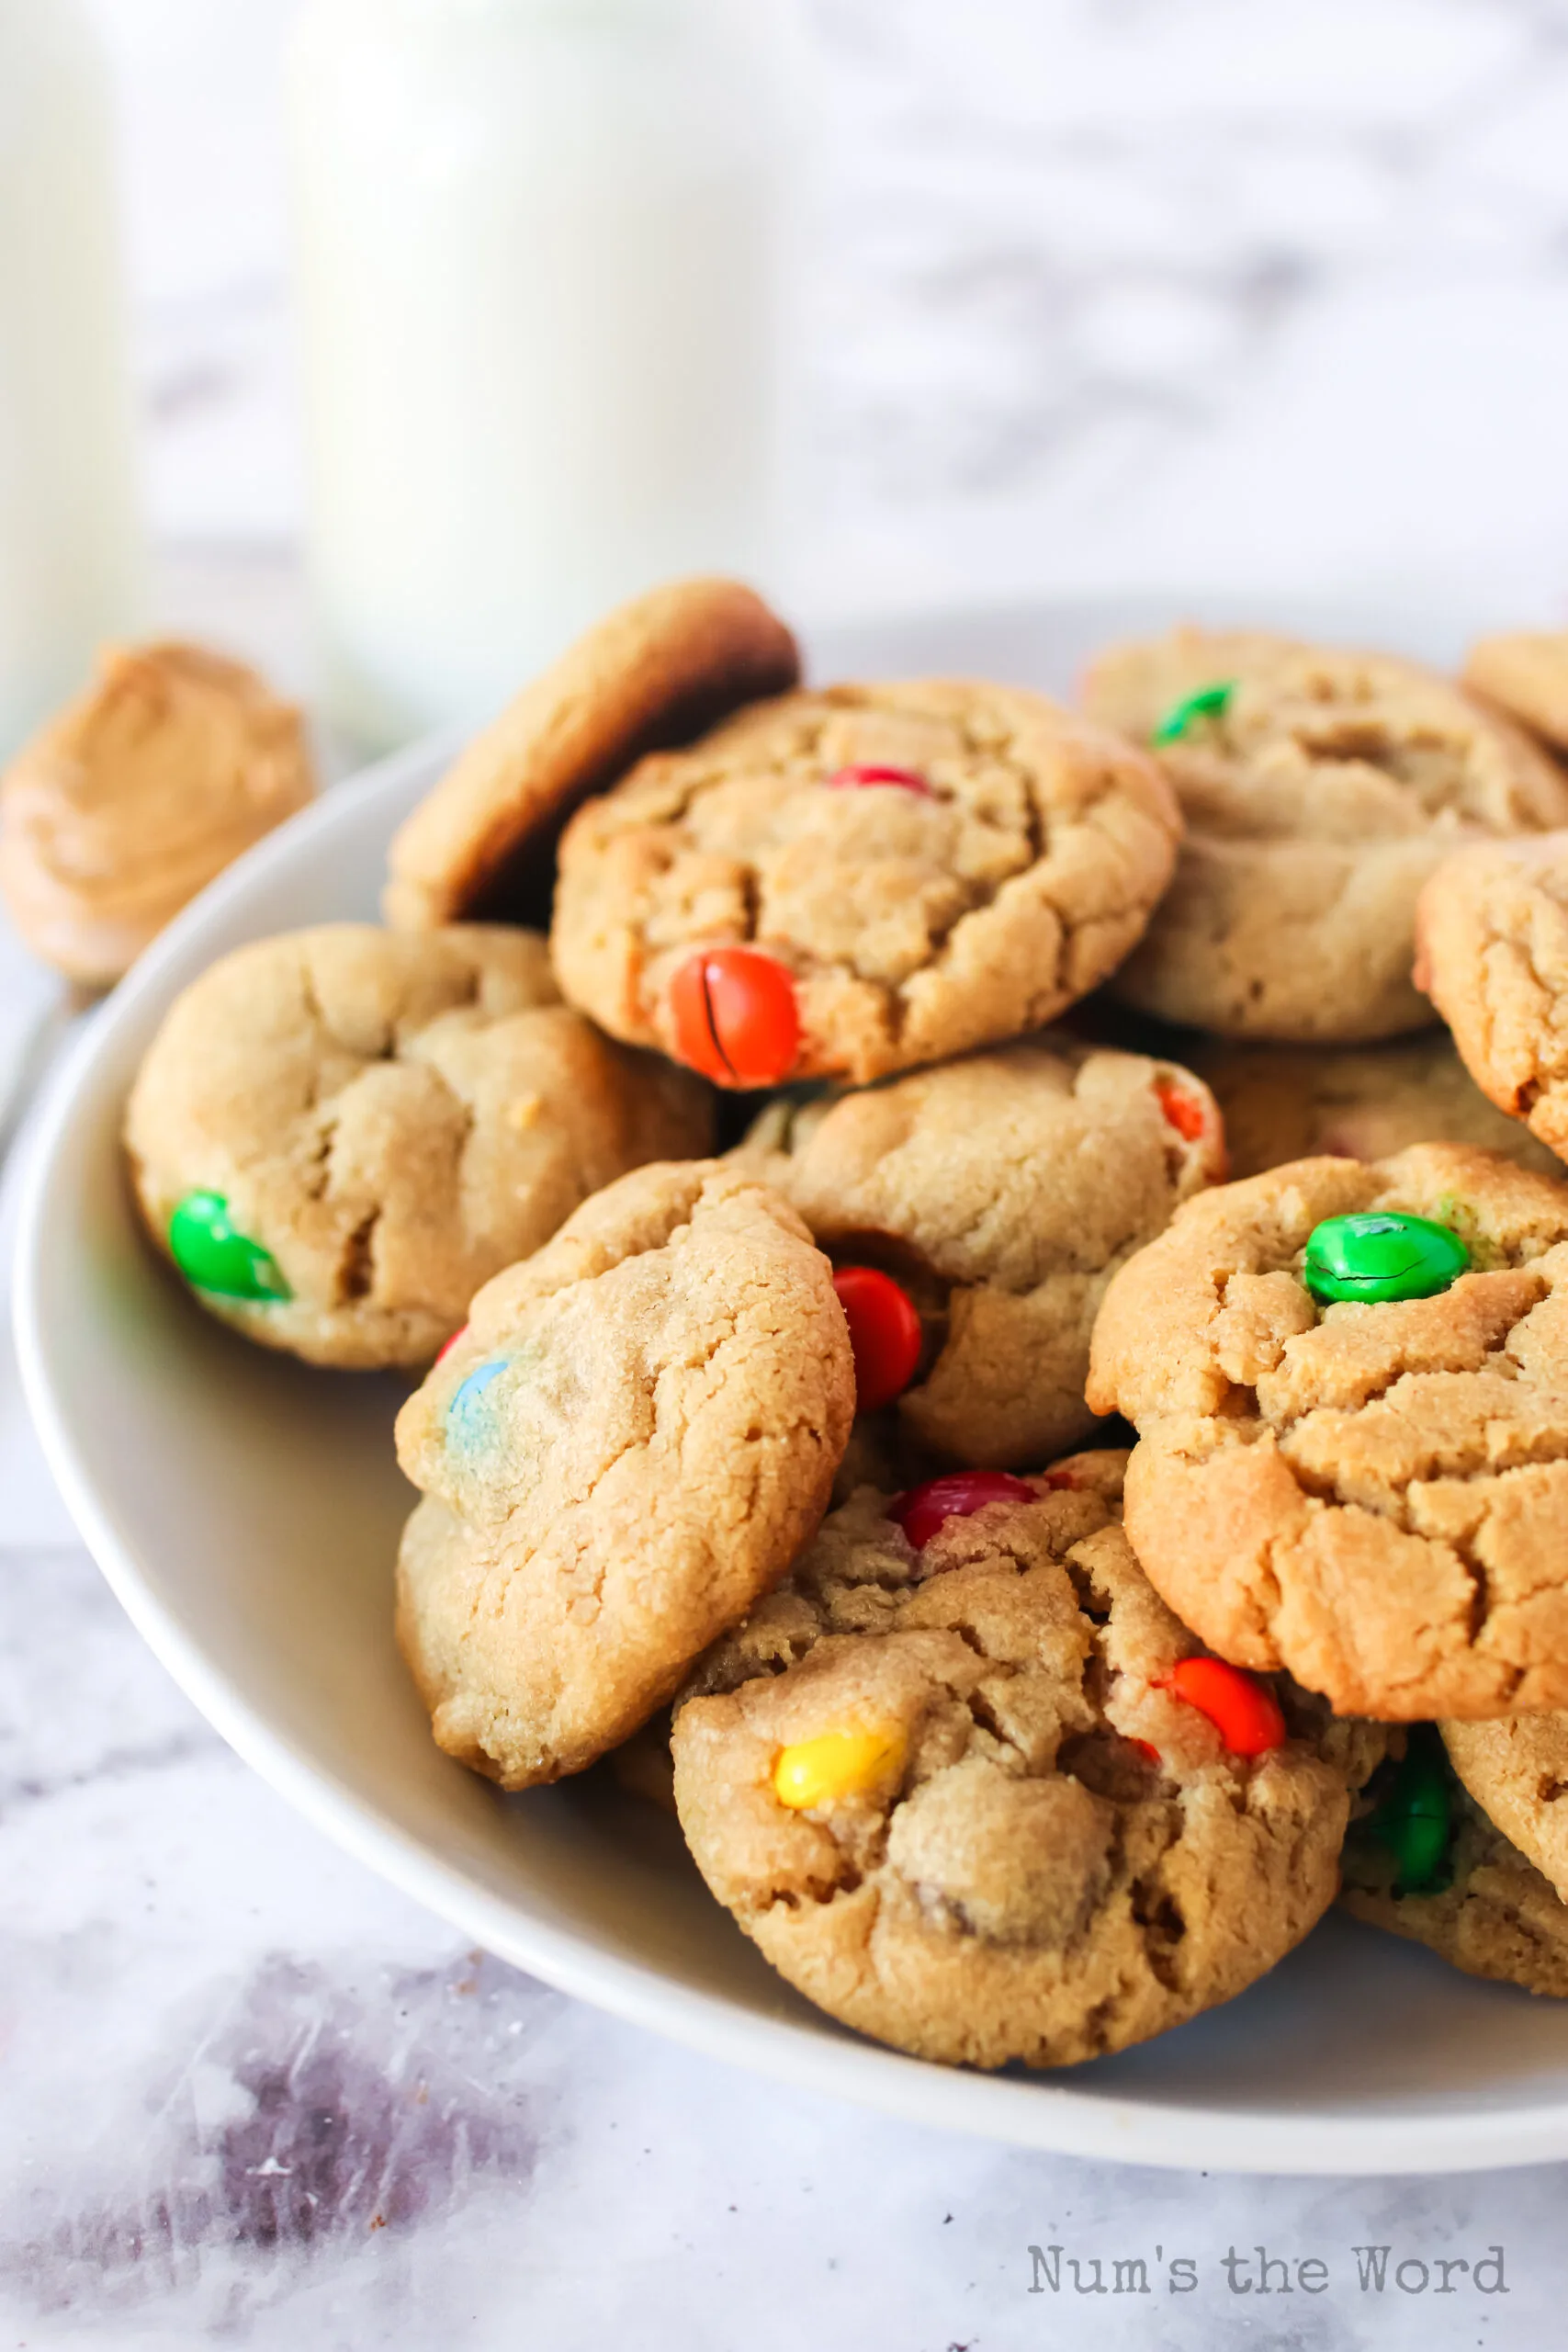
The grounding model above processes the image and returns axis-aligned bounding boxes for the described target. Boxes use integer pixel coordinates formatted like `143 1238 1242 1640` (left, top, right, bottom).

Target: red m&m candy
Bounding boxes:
832 1265 922 1412
669 945 800 1089
825 763 933 798
435 1324 468 1366
889 1471 1037 1552
1159 1657 1285 1758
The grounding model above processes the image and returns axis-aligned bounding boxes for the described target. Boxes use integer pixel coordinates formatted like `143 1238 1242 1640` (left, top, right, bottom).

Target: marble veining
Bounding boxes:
11 1 1568 2339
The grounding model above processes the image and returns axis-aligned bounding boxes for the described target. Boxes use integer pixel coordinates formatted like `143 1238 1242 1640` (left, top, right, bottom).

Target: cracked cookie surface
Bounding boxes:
1416 832 1568 1163
731 1036 1224 1469
671 1452 1372 2069
1342 1761 1568 1996
126 923 711 1367
395 1160 855 1789
1088 1145 1568 1720
1190 1033 1563 1182
1081 628 1568 1042
550 680 1182 1087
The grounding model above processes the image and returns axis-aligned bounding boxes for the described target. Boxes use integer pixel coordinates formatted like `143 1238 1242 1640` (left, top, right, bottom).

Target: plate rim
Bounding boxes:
17 607 1568 2178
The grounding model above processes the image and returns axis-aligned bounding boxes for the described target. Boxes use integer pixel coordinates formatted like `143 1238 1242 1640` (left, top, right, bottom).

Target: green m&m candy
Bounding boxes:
1151 680 1234 746
1360 1726 1455 1895
168 1189 291 1303
1303 1210 1468 1306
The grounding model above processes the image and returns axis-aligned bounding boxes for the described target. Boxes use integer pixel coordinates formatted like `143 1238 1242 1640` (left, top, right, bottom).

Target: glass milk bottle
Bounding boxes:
288 0 804 748
0 0 141 757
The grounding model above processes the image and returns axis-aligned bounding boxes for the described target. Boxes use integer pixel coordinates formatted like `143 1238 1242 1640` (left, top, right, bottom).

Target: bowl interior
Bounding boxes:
18 594 1568 2175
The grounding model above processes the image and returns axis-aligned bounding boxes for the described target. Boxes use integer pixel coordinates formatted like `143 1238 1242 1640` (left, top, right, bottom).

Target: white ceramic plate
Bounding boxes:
18 594 1568 2177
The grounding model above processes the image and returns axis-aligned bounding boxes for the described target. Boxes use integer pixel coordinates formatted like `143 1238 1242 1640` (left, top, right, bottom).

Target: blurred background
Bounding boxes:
8 0 1568 762
97 0 1568 617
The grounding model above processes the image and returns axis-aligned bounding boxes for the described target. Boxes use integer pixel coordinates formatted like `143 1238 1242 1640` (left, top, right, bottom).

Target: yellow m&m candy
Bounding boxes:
772 1723 906 1811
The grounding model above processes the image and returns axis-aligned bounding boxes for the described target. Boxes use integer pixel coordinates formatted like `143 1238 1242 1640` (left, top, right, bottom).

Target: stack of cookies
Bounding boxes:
122 583 1568 2069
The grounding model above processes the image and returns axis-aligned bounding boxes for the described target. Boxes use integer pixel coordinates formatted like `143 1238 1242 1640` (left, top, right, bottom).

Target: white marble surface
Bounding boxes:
11 1 1568 2340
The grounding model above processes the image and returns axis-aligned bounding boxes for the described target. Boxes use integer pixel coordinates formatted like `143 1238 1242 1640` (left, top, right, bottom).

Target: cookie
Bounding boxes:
0 641 315 988
1463 629 1568 756
1088 1145 1568 1720
1080 628 1568 1042
1441 1713 1568 1902
730 1035 1224 1469
550 680 1182 1089
1190 1034 1562 1182
1341 1728 1568 1996
126 923 711 1368
383 578 799 932
394 1160 855 1788
671 1452 1377 2070
1416 832 1568 1162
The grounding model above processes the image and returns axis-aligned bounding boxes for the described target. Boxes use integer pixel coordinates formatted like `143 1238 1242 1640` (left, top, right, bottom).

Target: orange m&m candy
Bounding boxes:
832 1265 922 1412
669 945 800 1089
1155 1080 1207 1144
1160 1657 1285 1758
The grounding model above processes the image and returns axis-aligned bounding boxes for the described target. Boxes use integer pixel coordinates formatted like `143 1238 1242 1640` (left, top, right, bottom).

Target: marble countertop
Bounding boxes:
12 0 1568 2339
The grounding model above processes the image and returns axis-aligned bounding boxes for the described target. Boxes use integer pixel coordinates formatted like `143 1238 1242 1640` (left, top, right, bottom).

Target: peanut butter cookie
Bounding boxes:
1190 1033 1562 1182
126 923 711 1368
1081 628 1568 1043
1441 1713 1568 1902
672 1453 1380 2069
1464 629 1568 756
0 642 315 987
395 1161 855 1788
384 577 799 931
1416 832 1568 1162
1342 1727 1568 1996
1089 1145 1568 1720
550 681 1182 1089
731 1036 1223 1469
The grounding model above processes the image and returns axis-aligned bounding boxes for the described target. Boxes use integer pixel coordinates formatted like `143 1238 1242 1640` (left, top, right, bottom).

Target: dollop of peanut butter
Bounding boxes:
0 641 316 986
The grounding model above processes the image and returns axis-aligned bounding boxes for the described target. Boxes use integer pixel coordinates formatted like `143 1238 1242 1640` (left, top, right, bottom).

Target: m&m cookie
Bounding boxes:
732 1035 1224 1469
393 1161 853 1788
1416 830 1568 1164
1342 1726 1568 1997
1081 627 1568 1045
550 679 1182 1089
125 923 710 1368
1089 1145 1568 1721
672 1451 1382 2069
